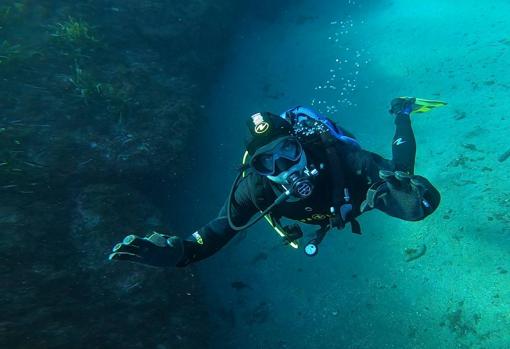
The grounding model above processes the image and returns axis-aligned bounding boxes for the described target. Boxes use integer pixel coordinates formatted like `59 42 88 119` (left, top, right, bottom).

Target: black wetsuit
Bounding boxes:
177 114 433 267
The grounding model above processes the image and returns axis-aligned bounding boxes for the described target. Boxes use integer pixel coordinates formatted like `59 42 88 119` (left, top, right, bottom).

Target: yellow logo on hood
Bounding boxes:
255 122 269 134
251 112 270 134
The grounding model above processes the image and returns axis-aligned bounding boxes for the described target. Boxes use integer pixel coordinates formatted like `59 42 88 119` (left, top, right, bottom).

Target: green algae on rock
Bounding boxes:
0 0 240 348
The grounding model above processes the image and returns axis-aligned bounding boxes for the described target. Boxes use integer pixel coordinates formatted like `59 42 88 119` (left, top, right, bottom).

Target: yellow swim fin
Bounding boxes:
400 96 448 114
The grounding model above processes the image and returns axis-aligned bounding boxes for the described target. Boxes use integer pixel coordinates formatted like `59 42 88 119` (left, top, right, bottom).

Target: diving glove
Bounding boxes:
361 170 440 221
109 232 184 267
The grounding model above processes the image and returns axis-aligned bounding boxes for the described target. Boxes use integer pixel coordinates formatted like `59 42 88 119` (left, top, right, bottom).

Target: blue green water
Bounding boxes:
2 0 509 347
177 1 510 348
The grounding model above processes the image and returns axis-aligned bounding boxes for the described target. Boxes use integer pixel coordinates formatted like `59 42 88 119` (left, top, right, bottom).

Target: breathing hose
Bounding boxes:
227 171 290 231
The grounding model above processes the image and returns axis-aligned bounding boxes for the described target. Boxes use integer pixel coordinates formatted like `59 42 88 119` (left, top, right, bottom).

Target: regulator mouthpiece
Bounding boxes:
287 172 313 199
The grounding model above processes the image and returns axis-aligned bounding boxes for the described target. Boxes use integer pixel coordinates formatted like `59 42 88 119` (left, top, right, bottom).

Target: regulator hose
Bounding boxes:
227 171 290 231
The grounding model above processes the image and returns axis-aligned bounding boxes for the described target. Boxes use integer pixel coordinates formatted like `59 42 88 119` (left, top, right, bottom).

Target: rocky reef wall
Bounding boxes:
0 1 238 348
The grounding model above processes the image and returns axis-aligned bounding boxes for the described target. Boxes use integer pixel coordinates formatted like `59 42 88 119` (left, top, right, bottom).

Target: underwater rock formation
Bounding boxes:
0 0 237 186
404 244 427 262
0 0 239 348
1 184 209 348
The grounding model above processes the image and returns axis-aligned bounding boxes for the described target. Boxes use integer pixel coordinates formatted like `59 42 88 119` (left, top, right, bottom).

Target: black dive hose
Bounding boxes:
227 171 290 231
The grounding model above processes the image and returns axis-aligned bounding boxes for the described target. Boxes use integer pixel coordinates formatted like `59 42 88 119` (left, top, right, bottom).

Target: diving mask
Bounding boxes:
250 136 315 198
250 136 303 176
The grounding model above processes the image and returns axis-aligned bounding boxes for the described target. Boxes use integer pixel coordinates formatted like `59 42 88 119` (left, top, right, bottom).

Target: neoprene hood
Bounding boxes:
245 112 293 155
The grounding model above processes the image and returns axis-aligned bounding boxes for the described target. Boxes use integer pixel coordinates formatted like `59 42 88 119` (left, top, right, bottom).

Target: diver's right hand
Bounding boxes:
109 232 184 267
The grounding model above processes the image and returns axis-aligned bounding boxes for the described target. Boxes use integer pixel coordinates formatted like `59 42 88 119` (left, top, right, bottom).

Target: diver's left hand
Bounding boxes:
361 170 440 221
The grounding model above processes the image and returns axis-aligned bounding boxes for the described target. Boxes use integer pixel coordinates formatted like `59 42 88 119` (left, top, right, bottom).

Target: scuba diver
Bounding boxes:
109 97 445 267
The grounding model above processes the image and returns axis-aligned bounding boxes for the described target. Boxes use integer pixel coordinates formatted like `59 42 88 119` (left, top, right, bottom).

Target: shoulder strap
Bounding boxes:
320 134 362 234
321 134 344 212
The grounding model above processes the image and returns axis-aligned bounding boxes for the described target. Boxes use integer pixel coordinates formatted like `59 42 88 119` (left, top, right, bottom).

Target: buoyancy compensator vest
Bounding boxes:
227 106 362 254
